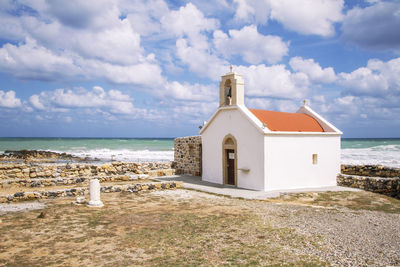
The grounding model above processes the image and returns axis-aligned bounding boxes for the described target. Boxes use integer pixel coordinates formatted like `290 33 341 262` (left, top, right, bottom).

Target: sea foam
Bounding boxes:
55 148 174 162
341 144 400 168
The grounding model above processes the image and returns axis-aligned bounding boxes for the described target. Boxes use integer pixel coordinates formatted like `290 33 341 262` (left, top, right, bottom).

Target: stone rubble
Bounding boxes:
337 174 400 199
341 164 400 178
0 181 183 203
0 161 175 180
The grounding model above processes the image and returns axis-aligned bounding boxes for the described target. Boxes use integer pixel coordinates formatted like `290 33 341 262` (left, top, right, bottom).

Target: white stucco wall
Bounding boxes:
201 107 265 190
264 134 341 190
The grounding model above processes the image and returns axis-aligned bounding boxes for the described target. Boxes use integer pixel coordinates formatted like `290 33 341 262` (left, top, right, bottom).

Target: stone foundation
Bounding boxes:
0 181 183 203
341 164 400 178
338 164 400 199
174 136 202 176
0 174 152 189
0 161 175 180
337 174 400 199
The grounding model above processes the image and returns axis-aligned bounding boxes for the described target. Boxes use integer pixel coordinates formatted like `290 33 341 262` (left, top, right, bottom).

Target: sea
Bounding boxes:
0 138 399 168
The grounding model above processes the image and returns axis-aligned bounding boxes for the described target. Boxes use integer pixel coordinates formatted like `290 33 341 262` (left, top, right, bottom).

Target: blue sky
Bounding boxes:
0 0 399 138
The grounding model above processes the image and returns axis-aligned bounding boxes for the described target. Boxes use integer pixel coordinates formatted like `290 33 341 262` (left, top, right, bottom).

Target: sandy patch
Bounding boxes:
149 188 222 200
0 202 46 214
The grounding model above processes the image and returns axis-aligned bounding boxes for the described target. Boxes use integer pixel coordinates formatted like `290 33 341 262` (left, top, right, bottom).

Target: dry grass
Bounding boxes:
0 190 326 266
1 189 400 266
0 179 155 195
268 190 400 214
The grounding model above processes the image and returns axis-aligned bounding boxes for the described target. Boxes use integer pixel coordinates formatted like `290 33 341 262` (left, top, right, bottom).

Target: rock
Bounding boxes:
37 211 46 218
76 196 86 204
14 192 24 198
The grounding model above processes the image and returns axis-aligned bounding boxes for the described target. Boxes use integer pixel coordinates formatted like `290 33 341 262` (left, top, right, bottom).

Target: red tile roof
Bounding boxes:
249 109 324 132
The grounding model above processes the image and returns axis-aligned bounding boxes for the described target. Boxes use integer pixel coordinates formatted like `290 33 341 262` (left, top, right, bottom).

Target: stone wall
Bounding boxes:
0 174 150 189
341 164 400 178
0 161 175 180
339 164 400 199
174 136 202 176
337 174 400 199
0 181 183 203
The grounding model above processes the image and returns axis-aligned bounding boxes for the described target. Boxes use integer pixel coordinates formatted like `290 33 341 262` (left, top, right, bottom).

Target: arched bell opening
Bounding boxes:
224 79 232 106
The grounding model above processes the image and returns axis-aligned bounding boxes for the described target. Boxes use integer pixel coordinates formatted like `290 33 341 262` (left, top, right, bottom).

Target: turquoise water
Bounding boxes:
0 138 399 167
0 138 174 162
341 138 400 149
341 138 400 167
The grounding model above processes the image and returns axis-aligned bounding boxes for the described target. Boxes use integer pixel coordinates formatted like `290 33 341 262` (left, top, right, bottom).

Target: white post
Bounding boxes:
88 179 104 207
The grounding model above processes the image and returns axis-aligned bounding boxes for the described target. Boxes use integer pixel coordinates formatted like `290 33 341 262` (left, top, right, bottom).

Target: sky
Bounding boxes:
0 0 399 138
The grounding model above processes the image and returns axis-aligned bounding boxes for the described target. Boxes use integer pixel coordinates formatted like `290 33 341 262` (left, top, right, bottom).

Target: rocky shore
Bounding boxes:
0 150 97 163
0 151 177 203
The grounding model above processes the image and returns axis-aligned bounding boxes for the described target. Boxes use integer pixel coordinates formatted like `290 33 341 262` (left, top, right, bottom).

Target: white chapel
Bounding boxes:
200 68 342 191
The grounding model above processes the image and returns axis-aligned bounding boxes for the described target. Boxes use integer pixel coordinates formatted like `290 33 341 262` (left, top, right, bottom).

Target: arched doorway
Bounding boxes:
222 134 237 186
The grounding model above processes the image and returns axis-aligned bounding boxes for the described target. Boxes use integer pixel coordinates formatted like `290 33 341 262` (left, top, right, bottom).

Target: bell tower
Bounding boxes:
219 66 244 107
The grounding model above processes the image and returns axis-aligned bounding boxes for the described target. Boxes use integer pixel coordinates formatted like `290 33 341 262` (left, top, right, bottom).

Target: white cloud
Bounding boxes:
176 38 228 81
339 67 386 95
163 82 216 101
236 64 309 99
19 10 143 65
108 89 133 101
342 1 400 51
0 12 25 41
0 38 80 80
269 0 343 37
338 57 400 96
289 57 336 83
312 95 326 104
245 97 271 110
70 19 143 65
29 95 46 110
0 38 164 87
29 86 140 115
172 101 218 122
45 0 118 29
121 0 169 36
213 25 288 64
83 59 165 87
161 3 219 49
233 0 270 24
0 90 22 108
0 1 164 88
162 4 228 81
232 0 344 37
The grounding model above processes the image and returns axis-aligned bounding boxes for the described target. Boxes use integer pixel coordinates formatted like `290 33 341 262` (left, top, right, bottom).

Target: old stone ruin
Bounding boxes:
1 138 400 203
0 160 181 203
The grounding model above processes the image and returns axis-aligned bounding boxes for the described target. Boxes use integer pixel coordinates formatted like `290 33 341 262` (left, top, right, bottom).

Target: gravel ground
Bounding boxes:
0 202 46 215
151 189 400 266
1 189 399 266
248 201 400 266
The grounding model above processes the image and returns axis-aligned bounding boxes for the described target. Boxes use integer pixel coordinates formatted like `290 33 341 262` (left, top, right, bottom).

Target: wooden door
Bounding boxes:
226 149 235 185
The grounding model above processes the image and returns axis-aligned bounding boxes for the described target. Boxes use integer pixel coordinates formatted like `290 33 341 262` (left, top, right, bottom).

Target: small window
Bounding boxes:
312 154 318 165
